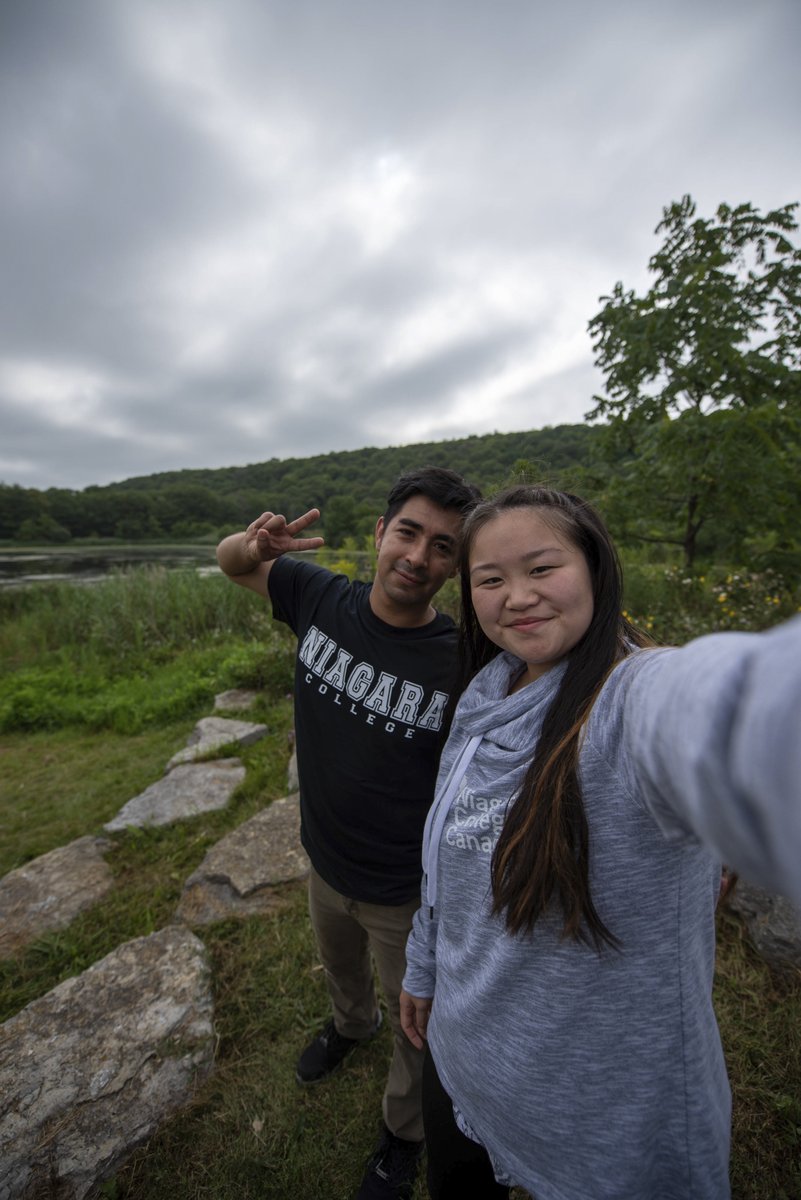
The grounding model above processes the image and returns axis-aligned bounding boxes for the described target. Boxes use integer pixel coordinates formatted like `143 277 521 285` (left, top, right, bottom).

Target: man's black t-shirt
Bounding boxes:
269 556 459 905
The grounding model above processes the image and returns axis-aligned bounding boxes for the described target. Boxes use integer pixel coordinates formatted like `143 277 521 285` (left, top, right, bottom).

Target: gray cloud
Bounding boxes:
0 0 799 490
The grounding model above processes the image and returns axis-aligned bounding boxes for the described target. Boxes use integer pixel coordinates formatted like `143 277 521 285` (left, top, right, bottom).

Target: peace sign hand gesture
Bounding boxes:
245 508 324 565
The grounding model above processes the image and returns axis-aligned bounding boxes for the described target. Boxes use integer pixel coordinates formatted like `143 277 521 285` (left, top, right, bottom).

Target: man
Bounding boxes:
216 466 480 1200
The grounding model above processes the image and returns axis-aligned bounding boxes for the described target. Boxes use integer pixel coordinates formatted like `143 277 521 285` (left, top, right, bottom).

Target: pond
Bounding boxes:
0 545 220 589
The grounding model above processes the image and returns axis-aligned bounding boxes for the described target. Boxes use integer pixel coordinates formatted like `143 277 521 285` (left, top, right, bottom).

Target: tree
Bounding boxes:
587 195 801 568
0 484 45 539
16 514 71 543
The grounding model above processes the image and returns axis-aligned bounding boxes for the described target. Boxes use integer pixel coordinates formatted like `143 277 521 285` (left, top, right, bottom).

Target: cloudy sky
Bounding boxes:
1 0 799 491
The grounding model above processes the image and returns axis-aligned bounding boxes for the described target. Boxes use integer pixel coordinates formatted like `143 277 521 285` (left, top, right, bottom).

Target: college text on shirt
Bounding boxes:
445 784 506 854
299 625 449 739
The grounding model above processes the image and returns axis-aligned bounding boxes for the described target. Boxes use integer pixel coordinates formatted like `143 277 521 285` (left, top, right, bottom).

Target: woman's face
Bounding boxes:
469 508 595 688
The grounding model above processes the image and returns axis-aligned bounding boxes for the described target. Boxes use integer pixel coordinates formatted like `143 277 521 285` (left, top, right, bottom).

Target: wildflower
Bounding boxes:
718 594 727 603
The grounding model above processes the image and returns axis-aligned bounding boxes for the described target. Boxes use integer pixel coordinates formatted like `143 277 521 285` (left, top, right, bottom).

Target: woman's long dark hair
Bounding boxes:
459 486 651 951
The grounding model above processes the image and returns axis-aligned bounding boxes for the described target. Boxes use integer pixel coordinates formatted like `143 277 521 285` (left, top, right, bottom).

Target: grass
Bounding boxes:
1 565 800 1198
0 724 196 875
715 909 801 1200
0 570 295 734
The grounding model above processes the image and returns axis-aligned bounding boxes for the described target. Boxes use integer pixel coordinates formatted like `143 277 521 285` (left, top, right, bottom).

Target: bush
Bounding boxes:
622 563 800 645
217 631 295 695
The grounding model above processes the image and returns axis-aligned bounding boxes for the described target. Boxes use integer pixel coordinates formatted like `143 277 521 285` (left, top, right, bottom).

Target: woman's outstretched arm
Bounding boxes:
626 616 801 906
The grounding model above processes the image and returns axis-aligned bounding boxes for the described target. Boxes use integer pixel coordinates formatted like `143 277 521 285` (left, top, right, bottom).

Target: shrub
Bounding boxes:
216 631 295 695
622 563 799 645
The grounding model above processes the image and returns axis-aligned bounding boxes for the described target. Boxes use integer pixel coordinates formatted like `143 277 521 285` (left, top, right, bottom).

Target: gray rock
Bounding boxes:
726 881 801 972
213 688 259 713
176 793 308 926
0 837 113 961
104 759 246 832
0 925 214 1200
287 747 299 792
166 716 268 770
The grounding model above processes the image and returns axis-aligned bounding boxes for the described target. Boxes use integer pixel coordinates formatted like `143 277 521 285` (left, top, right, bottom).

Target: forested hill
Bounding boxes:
115 423 595 498
1 424 599 545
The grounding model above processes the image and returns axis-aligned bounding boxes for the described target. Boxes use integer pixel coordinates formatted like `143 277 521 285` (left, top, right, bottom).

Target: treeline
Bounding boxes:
0 424 596 547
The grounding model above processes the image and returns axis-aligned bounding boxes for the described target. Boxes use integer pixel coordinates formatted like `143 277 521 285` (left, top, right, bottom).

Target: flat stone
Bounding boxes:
727 881 801 973
287 747 298 792
166 716 268 770
176 793 308 926
104 760 246 832
213 688 259 713
0 925 214 1200
0 836 113 960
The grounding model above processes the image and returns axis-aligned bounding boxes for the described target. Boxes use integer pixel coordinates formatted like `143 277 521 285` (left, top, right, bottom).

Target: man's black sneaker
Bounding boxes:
354 1123 424 1200
295 1013 381 1085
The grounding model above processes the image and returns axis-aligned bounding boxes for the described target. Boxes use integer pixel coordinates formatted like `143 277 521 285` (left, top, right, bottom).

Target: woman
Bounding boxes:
400 486 801 1200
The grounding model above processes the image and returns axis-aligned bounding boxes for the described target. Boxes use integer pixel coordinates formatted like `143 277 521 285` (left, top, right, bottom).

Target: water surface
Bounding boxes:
0 546 219 589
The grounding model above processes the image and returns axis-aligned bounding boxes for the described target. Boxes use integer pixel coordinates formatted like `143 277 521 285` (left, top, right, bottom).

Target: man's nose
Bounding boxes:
403 541 428 569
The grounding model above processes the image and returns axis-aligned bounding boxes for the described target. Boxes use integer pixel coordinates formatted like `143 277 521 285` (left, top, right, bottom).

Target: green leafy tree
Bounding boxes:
587 195 801 568
16 514 71 543
322 494 375 547
0 485 45 539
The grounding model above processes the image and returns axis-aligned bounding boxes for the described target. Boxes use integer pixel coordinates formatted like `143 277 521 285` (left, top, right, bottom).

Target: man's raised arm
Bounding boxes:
216 508 324 595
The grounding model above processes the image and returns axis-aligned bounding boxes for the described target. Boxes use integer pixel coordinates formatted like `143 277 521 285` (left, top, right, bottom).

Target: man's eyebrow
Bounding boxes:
396 517 456 545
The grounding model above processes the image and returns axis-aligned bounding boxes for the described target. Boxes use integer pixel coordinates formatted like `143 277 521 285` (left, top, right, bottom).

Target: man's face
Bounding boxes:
370 495 462 626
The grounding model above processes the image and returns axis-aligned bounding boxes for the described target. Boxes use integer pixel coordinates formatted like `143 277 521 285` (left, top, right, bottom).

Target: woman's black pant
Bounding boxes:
422 1047 511 1199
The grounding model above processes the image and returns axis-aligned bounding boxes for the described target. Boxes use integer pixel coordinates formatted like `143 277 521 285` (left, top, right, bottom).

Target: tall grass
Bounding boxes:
0 568 295 733
0 567 267 670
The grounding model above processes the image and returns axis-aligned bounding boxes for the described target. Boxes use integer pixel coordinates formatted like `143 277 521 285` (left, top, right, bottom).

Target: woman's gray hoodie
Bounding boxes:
404 617 801 1200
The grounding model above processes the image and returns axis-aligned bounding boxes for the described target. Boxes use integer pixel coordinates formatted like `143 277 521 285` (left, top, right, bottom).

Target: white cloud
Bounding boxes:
0 360 118 430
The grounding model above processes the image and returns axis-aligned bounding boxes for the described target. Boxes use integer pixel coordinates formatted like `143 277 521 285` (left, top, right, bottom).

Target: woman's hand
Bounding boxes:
400 988 433 1049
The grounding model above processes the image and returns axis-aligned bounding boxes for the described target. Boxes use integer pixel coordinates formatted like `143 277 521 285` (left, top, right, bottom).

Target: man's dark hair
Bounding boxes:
383 466 482 526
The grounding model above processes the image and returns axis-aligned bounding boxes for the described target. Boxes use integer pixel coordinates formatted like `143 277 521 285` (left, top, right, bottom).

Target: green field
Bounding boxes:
1 567 799 1199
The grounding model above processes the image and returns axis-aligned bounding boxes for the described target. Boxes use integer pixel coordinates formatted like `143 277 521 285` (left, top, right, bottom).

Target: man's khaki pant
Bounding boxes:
308 865 425 1142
